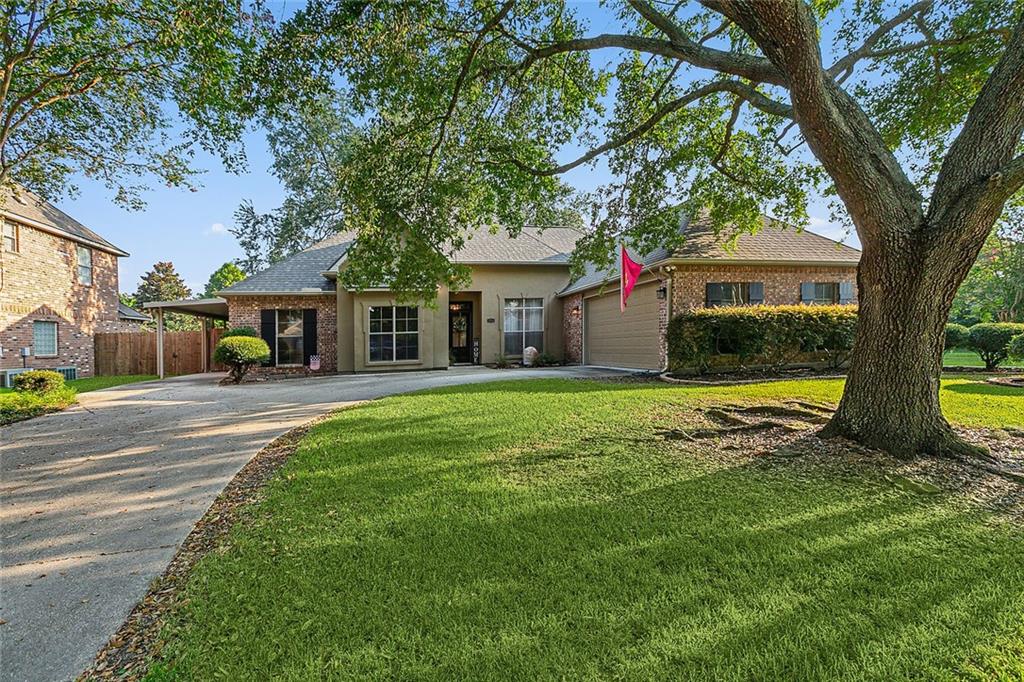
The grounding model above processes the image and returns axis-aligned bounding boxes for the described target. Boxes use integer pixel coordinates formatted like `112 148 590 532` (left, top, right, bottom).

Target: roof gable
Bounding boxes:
1 186 128 256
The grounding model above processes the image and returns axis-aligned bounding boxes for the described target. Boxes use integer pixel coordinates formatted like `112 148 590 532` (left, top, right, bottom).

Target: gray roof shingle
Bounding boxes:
219 233 356 294
453 226 582 263
117 301 152 322
560 214 860 295
1 186 128 256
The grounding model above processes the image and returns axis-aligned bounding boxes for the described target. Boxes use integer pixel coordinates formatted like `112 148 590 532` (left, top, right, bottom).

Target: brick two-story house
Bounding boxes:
0 187 144 383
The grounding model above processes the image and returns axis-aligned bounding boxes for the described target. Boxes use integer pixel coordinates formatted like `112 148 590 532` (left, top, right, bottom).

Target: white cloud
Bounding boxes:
808 215 829 228
204 222 228 236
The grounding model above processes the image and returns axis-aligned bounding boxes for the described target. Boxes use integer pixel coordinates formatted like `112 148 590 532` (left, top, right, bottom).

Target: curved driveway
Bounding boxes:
0 366 626 682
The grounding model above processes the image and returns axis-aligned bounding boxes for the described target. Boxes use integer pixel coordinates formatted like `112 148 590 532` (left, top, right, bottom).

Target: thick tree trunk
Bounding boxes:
821 234 987 460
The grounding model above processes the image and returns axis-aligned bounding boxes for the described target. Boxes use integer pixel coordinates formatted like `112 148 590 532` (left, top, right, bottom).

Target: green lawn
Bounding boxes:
149 377 1024 680
944 348 1023 368
0 374 157 424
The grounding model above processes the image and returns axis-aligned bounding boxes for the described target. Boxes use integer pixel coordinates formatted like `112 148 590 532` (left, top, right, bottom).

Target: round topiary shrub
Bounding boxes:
944 323 970 351
12 369 66 394
220 326 258 339
214 336 271 383
967 322 1024 370
1009 333 1024 362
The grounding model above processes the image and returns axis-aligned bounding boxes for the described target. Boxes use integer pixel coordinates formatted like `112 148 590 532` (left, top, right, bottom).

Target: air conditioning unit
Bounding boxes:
1 368 31 388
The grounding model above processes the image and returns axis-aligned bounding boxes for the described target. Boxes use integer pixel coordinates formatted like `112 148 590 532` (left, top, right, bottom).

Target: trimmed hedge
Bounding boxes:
221 326 258 339
945 323 970 351
13 369 66 394
667 305 858 374
1009 334 1024 361
214 336 271 383
967 322 1024 370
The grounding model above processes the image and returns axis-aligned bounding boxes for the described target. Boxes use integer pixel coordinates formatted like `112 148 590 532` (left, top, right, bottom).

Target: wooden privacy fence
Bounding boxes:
95 329 225 376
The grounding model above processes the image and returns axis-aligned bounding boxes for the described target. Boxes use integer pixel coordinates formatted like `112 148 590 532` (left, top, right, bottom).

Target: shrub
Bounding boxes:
493 354 512 369
214 336 271 383
1007 333 1024 362
0 387 76 425
967 322 1024 370
666 305 859 374
221 326 258 339
944 323 970 350
13 370 66 394
531 351 560 367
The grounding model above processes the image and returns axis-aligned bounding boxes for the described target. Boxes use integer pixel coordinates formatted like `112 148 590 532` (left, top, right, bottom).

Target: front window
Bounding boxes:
369 306 419 362
2 221 17 252
705 282 764 307
276 309 303 366
33 321 58 356
503 298 543 355
805 282 839 305
76 245 92 285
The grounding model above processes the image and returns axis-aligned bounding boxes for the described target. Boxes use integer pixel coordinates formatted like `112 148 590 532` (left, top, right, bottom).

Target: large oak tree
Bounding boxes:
254 0 1024 460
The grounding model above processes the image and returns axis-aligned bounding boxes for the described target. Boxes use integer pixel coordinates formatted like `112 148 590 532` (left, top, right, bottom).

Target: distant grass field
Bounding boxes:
147 377 1024 681
944 348 1023 368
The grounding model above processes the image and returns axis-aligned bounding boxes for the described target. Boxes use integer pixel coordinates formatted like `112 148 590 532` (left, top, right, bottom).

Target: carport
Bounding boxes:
142 298 229 378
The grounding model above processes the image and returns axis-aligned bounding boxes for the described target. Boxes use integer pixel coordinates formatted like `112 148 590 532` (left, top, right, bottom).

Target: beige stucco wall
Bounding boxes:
336 263 573 372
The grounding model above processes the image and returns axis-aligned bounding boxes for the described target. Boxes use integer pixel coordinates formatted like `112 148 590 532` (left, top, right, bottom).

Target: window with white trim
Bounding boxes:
76 245 92 285
2 221 17 252
503 298 543 355
800 282 840 305
705 282 764 307
276 309 304 366
369 306 418 362
33 321 58 356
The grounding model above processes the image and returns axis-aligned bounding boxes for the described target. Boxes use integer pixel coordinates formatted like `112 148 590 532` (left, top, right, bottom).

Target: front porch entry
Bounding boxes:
448 292 481 364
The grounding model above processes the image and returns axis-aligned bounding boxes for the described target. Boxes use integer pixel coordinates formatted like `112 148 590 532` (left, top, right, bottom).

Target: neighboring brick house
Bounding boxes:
205 214 859 376
0 187 142 383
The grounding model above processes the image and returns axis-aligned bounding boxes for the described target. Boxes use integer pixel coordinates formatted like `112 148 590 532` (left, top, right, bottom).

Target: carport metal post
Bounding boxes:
155 307 165 379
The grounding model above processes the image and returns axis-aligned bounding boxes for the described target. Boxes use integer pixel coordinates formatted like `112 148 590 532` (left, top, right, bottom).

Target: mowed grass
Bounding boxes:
944 348 1023 368
0 374 157 424
151 378 1024 681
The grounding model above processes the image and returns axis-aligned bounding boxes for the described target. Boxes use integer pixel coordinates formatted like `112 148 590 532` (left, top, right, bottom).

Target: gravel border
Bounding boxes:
77 410 348 681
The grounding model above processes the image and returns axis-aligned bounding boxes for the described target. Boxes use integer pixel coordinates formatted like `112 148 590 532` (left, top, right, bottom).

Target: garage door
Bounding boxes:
584 282 661 370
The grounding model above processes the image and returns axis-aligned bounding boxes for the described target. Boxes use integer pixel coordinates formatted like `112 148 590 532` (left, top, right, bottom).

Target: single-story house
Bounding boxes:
197 215 859 375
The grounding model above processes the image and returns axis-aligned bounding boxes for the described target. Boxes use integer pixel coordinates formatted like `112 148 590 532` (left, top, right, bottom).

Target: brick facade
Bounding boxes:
0 220 123 377
225 295 338 374
561 263 859 366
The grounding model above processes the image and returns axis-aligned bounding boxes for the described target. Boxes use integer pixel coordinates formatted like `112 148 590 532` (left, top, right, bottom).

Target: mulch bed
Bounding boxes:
78 411 343 681
987 376 1024 389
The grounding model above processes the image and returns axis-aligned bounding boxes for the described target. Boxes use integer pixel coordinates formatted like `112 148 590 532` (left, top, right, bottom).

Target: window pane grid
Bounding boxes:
503 298 544 355
33 321 57 356
369 306 419 362
2 223 16 252
276 309 303 365
76 246 92 285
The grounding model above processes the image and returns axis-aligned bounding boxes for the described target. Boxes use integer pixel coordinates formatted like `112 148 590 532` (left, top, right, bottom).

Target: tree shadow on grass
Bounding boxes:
161 389 1024 681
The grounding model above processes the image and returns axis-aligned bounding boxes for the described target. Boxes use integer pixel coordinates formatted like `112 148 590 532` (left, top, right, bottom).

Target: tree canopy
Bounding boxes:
248 0 1023 300
135 261 196 331
952 224 1024 325
0 0 266 208
203 262 247 298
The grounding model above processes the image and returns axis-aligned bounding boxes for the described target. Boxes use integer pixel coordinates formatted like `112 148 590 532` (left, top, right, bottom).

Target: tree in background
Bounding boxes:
232 96 357 273
952 224 1024 325
134 262 197 331
248 1 1024 460
0 1 267 208
203 262 247 298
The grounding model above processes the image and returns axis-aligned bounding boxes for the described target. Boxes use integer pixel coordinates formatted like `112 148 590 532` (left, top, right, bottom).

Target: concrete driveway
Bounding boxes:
0 366 627 681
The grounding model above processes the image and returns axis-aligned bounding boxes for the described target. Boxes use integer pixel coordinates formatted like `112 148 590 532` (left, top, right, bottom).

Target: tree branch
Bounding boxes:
827 0 932 77
493 80 790 177
425 0 516 175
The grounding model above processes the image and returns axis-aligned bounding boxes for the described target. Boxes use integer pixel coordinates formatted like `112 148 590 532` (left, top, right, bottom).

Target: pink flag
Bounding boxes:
620 244 643 312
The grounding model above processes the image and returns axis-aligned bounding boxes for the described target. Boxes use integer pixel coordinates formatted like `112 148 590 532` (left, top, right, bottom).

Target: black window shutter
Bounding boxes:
706 283 722 306
260 309 277 367
302 308 317 366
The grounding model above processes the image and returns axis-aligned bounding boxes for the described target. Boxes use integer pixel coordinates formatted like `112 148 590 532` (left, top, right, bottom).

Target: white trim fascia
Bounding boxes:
215 290 335 297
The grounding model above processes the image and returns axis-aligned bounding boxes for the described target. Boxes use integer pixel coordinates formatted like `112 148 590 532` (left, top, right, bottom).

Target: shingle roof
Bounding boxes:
117 301 152 322
453 226 583 263
218 232 356 294
1 186 128 256
559 214 860 296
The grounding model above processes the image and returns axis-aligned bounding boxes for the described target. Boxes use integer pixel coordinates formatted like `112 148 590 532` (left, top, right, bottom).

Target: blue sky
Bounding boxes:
51 1 856 296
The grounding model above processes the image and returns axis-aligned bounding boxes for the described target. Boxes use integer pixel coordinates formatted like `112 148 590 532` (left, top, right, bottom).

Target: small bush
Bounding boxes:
214 336 271 383
967 322 1024 370
13 370 66 394
493 354 512 369
221 326 258 339
944 323 970 351
667 305 859 374
531 352 560 367
1 387 76 425
1008 333 1024 361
